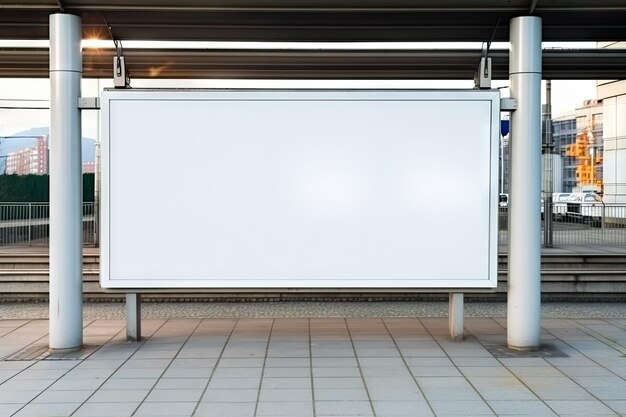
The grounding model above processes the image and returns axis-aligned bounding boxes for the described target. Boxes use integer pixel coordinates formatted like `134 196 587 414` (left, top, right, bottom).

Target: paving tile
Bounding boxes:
604 400 626 415
217 358 264 368
459 366 514 377
358 357 406 367
0 390 41 404
0 378 56 390
111 368 164 379
399 348 446 357
99 378 157 390
267 347 310 358
311 348 356 358
12 402 82 417
133 401 196 416
572 376 626 388
31 389 93 403
161 367 213 378
451 357 501 367
487 400 557 416
409 365 462 377
207 377 260 389
584 384 626 400
46 378 105 391
262 377 311 389
314 388 369 401
497 358 550 367
312 357 358 367
201 388 258 402
169 358 217 368
558 366 615 377
531 386 595 401
265 358 310 368
0 404 23 416
72 402 140 417
88 388 149 402
74 360 125 370
361 366 411 378
506 366 563 377
11 369 67 380
366 382 424 400
153 378 208 390
313 377 364 389
372 400 434 417
256 401 314 416
421 386 482 401
315 400 374 416
120 359 171 369
211 367 262 379
259 388 312 402
29 360 81 370
264 367 312 377
545 400 618 415
404 357 454 367
429 400 495 415
474 387 538 401
355 348 401 357
144 389 204 402
131 350 179 359
312 367 361 378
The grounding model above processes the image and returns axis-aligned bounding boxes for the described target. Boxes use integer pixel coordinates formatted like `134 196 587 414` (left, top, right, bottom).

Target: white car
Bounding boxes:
553 193 572 220
565 192 603 224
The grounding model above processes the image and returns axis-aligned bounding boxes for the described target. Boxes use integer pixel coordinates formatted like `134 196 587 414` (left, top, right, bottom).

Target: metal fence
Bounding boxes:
499 203 626 247
0 202 624 247
0 203 96 246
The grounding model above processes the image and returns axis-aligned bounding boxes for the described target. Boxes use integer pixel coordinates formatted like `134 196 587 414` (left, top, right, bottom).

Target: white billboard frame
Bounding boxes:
100 89 500 291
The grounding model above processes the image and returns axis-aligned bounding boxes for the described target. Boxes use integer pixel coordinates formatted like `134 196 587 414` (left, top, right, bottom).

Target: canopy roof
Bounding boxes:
1 47 624 80
2 1 626 42
1 1 625 80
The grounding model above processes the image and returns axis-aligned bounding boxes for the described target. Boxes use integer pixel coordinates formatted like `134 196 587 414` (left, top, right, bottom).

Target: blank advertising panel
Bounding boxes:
100 89 499 289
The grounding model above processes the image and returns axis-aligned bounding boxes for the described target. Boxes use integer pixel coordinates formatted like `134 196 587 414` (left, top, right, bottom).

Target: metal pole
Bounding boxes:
28 203 32 246
543 80 554 247
49 13 83 352
94 142 100 246
508 16 542 350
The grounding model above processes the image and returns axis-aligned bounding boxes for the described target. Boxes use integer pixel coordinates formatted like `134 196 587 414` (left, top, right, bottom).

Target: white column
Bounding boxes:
448 292 464 341
49 13 83 352
126 293 142 342
508 16 542 350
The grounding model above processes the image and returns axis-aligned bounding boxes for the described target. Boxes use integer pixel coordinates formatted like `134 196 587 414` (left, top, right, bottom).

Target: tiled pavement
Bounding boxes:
0 316 625 416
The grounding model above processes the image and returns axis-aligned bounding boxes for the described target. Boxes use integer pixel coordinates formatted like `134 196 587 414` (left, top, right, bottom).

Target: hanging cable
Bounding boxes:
102 15 130 88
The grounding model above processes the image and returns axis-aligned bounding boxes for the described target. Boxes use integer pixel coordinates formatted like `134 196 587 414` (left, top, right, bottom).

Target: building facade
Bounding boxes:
4 136 48 175
598 41 626 204
574 99 604 193
552 115 577 193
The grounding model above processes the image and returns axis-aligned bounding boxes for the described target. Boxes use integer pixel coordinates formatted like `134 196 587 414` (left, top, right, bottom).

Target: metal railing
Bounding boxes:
0 202 96 246
0 202 624 247
499 203 626 247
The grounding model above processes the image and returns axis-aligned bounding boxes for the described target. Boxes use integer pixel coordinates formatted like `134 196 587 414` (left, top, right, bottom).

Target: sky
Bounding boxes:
0 41 599 141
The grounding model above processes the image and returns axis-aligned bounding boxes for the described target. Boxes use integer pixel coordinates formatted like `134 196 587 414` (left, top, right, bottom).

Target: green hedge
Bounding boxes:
0 174 94 202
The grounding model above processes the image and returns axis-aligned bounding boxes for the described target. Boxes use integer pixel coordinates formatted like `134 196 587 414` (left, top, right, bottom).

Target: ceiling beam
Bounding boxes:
1 48 624 80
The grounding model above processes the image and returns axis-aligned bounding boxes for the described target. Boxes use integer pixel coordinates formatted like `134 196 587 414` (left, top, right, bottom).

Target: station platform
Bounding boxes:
0 304 624 417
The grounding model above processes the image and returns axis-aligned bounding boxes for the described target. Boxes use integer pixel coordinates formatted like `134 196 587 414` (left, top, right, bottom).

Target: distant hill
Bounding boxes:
0 127 96 173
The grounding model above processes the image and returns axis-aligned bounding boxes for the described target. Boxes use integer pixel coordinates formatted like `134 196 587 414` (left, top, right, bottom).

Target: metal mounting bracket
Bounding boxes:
474 57 492 89
78 97 100 110
500 98 518 111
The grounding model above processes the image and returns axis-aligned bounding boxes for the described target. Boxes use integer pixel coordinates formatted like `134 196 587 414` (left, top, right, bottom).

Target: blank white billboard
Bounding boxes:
100 89 499 289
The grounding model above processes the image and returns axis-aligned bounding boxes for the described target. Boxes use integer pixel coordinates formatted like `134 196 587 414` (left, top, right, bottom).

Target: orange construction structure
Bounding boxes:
566 127 603 192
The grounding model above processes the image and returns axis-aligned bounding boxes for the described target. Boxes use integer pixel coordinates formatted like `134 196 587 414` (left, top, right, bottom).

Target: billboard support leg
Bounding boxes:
508 16 542 351
126 293 142 342
49 13 83 352
449 292 464 341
